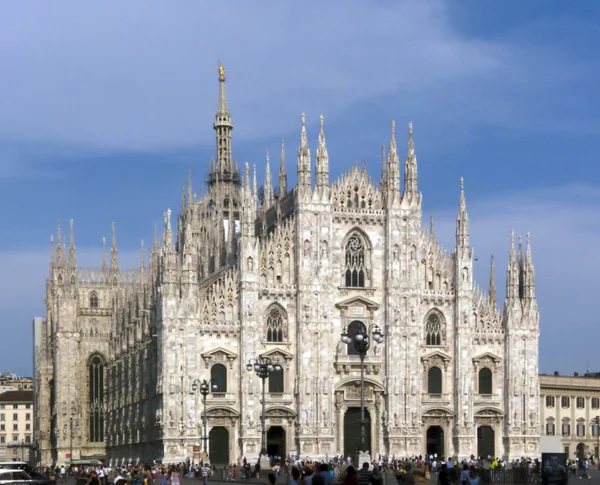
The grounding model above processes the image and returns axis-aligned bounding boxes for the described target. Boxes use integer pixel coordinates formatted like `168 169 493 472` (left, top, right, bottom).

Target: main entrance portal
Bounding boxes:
209 427 230 466
344 407 371 457
426 426 444 459
477 426 495 459
267 426 286 458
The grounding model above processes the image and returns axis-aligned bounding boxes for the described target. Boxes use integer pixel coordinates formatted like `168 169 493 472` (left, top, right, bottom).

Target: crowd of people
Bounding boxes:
31 452 597 485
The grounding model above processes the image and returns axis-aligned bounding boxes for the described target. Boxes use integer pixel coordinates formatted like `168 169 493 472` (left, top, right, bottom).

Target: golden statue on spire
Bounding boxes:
218 63 225 82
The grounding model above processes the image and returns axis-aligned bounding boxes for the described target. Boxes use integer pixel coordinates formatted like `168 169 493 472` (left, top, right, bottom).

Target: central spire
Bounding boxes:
209 62 237 187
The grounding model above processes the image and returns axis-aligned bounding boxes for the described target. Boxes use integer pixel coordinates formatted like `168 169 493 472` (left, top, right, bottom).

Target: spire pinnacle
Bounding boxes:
253 163 258 197
430 215 435 241
387 121 400 195
211 61 234 186
489 254 496 307
297 113 311 190
264 151 273 207
279 137 287 196
456 177 469 248
68 219 76 265
244 162 250 193
187 171 193 205
153 224 159 250
110 222 119 269
403 122 419 202
140 239 145 273
164 209 173 247
101 236 107 273
300 112 307 148
316 114 329 189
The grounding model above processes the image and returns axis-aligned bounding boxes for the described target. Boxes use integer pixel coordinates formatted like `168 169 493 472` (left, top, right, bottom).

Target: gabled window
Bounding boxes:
266 306 286 342
89 355 105 442
425 312 444 346
89 292 99 309
344 235 366 288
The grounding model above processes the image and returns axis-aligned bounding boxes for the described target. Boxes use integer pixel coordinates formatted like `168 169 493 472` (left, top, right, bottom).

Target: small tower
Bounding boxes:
110 222 120 286
210 63 235 185
263 152 274 208
315 114 330 195
489 255 496 308
403 122 419 203
279 138 287 197
297 113 311 195
386 121 401 199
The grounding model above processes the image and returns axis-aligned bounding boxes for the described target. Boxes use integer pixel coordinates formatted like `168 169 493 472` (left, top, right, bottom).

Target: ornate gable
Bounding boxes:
201 347 238 369
473 352 502 371
335 296 379 319
331 163 382 213
421 350 452 370
260 348 294 369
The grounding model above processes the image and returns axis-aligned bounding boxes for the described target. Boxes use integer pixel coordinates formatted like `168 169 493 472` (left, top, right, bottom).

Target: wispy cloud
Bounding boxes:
0 1 596 175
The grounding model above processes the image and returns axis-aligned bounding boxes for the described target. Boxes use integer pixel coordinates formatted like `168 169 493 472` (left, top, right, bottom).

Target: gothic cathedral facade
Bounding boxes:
35 67 540 466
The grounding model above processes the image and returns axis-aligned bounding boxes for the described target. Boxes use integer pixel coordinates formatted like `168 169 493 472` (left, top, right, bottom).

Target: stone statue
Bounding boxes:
411 376 418 395
321 241 328 260
382 410 388 425
463 409 469 424
394 412 399 427
304 409 310 426
304 240 310 256
247 257 254 272
248 410 255 428
188 409 196 428
169 409 175 427
529 411 536 426
411 410 418 426
323 408 329 423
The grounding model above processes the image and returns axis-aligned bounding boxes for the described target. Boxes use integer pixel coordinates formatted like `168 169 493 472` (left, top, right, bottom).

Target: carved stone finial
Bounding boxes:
301 112 306 127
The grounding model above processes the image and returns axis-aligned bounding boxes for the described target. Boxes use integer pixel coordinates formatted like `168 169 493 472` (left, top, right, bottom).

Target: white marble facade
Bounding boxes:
35 67 540 466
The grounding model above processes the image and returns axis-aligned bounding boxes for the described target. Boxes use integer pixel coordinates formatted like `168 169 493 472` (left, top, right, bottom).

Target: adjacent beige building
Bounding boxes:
0 390 34 462
540 373 600 459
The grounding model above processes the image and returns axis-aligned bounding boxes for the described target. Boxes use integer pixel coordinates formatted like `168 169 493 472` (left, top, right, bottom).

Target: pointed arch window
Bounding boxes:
344 234 367 288
89 292 99 309
89 355 105 442
266 305 287 342
425 312 444 346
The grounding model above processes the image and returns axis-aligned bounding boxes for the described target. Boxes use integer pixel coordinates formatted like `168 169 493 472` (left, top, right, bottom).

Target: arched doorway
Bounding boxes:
426 426 444 458
477 426 495 459
209 427 229 467
267 426 286 459
576 442 586 460
344 407 371 456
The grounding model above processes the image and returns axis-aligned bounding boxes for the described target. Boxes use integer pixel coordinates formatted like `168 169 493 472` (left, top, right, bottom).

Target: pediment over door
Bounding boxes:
265 407 296 419
205 407 240 418
474 408 504 425
201 347 238 369
335 296 379 318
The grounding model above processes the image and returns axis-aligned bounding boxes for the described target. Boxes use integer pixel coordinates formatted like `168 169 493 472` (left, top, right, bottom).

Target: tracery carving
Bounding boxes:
331 164 382 213
344 234 367 288
265 304 287 342
425 311 445 345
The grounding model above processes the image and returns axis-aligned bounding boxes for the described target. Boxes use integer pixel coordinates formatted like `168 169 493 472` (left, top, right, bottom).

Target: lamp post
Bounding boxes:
192 379 216 455
340 323 384 457
246 356 282 457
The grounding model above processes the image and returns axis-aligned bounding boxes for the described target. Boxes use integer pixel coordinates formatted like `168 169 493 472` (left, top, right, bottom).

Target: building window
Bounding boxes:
546 396 555 408
0 405 4 410
265 306 286 342
89 291 99 308
425 312 444 346
0 436 4 444
577 397 585 408
25 405 30 409
89 355 105 443
0 414 4 421
562 423 571 436
12 424 17 431
25 435 30 444
577 424 585 437
12 405 17 410
269 368 284 393
546 423 555 435
592 398 599 409
11 434 17 441
346 320 367 356
211 364 227 393
428 367 442 394
25 424 30 431
0 425 4 431
344 234 367 288
478 368 493 395
561 396 570 408
12 414 17 421
564 446 570 456
25 413 30 421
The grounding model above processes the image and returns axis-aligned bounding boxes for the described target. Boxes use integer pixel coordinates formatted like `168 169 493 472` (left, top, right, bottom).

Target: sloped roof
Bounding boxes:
0 390 33 403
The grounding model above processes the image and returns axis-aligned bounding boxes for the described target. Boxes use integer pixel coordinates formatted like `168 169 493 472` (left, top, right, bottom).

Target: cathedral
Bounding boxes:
34 66 541 466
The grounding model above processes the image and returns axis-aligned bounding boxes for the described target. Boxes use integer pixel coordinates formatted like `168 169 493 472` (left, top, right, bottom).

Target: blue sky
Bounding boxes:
1 1 599 375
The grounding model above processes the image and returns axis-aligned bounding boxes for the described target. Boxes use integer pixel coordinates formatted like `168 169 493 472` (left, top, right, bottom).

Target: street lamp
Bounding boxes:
192 379 217 454
246 356 282 457
340 323 384 457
